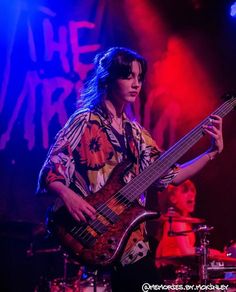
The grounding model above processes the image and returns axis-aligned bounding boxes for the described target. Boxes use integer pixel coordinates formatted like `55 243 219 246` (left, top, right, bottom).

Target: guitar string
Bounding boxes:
71 99 235 243
111 98 235 203
72 99 234 243
74 100 234 244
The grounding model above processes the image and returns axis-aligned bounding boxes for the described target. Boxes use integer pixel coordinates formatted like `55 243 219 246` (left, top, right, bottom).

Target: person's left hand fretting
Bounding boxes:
203 114 223 158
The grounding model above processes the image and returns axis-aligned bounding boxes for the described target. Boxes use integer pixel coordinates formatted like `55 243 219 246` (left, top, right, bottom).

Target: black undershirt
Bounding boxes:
111 126 127 158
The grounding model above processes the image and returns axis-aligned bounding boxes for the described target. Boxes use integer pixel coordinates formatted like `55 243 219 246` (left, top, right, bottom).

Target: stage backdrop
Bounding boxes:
0 0 235 249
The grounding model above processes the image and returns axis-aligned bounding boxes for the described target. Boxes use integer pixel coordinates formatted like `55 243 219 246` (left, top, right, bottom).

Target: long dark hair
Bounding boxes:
79 47 147 112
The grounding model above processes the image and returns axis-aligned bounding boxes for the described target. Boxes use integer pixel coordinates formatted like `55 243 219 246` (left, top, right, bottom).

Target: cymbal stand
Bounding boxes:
92 270 98 292
167 207 186 237
63 253 69 285
197 225 213 285
83 269 99 292
62 253 82 292
58 253 70 292
167 208 192 237
167 208 174 236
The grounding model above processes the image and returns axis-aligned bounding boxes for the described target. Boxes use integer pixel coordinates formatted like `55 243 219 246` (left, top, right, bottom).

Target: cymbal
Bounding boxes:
159 214 205 224
212 278 236 284
156 254 236 268
156 254 200 267
209 254 236 264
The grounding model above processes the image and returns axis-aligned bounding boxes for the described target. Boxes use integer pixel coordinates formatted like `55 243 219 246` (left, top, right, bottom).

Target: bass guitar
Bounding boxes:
47 93 236 267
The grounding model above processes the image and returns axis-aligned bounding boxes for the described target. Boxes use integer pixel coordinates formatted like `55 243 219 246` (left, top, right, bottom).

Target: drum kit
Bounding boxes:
28 214 236 292
48 264 111 292
31 252 112 292
156 212 236 290
28 225 112 292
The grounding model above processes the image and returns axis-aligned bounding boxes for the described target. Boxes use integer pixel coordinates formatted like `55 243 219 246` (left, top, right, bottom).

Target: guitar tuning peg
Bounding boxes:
99 253 109 261
222 91 236 100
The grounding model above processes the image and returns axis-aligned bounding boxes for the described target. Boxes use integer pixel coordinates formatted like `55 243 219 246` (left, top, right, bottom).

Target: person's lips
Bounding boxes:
129 91 138 97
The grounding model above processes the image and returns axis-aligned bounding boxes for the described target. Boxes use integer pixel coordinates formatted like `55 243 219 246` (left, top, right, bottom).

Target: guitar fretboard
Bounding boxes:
118 95 236 202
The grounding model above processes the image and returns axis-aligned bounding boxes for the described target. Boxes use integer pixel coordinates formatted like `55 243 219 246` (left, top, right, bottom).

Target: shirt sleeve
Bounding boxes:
36 110 89 195
153 166 180 190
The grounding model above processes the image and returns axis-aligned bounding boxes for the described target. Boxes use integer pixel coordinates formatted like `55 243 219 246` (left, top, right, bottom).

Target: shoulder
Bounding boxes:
64 108 106 137
56 109 92 145
127 119 146 137
130 120 161 150
65 108 91 128
63 108 104 132
129 120 153 138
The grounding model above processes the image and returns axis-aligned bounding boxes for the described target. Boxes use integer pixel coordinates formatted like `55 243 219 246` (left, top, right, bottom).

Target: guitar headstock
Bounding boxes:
221 92 236 110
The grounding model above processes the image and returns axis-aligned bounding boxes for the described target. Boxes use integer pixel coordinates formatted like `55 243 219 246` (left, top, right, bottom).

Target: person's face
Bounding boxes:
109 60 143 107
170 186 196 216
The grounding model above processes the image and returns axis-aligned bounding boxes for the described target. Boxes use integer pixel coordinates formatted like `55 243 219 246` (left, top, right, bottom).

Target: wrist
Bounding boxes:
205 150 218 161
48 181 67 198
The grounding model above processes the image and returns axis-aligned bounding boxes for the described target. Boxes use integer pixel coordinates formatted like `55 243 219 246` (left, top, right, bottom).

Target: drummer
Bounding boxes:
155 179 197 260
155 180 226 263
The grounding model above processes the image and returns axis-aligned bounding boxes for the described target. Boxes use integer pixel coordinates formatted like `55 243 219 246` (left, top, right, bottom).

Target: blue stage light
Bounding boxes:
230 2 236 17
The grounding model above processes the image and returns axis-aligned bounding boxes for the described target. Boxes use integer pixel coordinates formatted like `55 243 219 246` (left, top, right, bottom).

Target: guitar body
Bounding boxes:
48 160 160 267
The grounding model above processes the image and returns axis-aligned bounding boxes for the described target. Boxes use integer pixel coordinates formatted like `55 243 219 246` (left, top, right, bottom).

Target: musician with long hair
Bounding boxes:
37 47 223 291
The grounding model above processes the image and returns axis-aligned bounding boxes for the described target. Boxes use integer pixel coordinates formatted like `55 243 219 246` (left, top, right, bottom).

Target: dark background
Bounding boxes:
0 0 236 290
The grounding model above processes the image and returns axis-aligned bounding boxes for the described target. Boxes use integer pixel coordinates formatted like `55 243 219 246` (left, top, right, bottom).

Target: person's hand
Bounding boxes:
48 181 96 222
62 188 97 222
203 115 223 159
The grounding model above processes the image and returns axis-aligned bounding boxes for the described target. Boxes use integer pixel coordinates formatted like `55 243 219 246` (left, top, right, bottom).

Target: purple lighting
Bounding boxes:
230 2 236 17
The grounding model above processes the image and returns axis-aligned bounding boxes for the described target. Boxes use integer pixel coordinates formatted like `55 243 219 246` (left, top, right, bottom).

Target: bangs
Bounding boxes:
108 52 147 81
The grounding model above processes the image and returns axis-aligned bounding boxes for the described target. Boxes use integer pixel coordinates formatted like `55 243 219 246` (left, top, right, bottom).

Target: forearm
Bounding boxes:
172 151 215 185
47 181 71 199
172 114 223 185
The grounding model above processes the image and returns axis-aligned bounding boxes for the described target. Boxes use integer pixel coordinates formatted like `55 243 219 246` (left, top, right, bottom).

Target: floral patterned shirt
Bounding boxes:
37 107 178 265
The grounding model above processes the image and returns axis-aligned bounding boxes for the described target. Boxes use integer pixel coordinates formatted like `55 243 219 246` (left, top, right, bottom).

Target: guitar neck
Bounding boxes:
120 96 236 202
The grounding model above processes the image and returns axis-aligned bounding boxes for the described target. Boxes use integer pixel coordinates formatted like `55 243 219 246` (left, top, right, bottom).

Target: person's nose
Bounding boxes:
132 76 141 89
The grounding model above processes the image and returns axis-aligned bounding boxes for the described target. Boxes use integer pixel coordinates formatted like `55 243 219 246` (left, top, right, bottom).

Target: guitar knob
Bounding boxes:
108 244 117 253
107 237 116 244
99 253 109 261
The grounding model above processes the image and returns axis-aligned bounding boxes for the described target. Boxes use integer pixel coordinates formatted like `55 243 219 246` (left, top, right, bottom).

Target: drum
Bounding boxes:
49 278 79 292
224 241 236 284
212 278 236 292
208 241 236 291
226 241 236 258
157 255 199 285
79 275 111 292
49 276 111 292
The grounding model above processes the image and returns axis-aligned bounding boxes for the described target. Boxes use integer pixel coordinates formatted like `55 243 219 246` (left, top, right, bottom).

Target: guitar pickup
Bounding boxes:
70 222 96 248
96 204 120 224
87 218 108 234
